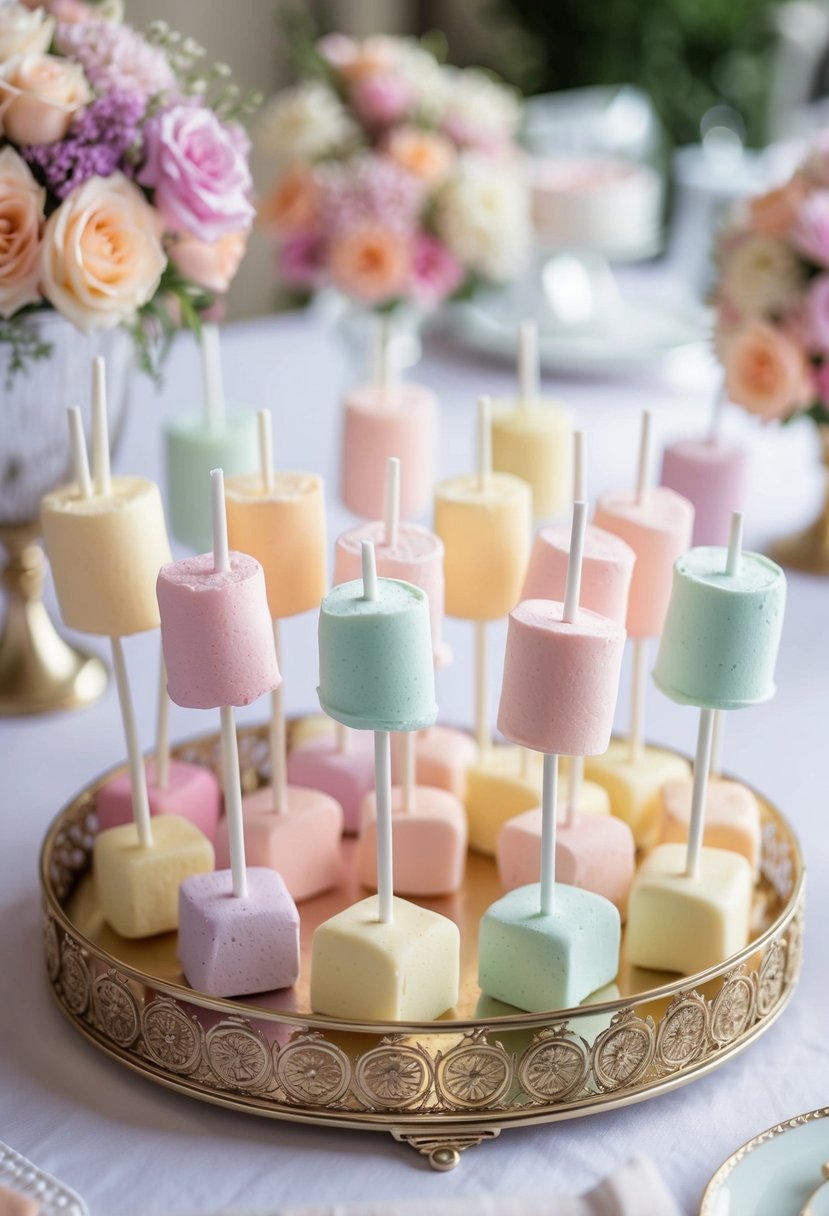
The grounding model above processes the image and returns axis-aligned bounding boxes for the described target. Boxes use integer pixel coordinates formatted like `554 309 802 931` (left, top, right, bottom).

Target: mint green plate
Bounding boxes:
701 1109 829 1216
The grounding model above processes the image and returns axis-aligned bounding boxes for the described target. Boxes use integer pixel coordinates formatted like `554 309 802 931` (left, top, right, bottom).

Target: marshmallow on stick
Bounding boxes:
165 324 258 551
627 513 786 975
491 319 573 519
341 318 437 520
479 501 625 1012
311 541 459 1020
163 469 299 997
219 410 343 900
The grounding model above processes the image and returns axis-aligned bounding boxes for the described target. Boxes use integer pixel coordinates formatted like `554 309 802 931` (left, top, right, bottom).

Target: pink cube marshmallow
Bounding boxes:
96 759 221 845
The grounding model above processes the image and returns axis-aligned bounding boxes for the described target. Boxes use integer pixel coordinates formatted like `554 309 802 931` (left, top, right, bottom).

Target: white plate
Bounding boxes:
700 1108 829 1216
0 1141 88 1216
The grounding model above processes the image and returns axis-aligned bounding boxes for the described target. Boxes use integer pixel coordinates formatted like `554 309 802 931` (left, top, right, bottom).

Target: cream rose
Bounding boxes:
41 173 166 332
0 53 91 145
0 5 55 63
0 145 44 317
724 320 812 421
169 229 248 294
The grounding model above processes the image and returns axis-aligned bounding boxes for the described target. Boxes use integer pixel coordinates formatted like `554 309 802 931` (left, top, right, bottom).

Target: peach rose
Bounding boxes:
747 175 808 238
386 127 455 186
0 53 92 145
258 165 318 236
724 320 812 421
328 224 410 304
41 173 166 332
0 5 55 63
0 145 44 317
169 229 248 294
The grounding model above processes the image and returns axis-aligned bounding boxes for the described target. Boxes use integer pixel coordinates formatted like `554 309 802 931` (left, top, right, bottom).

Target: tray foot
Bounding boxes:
392 1128 501 1170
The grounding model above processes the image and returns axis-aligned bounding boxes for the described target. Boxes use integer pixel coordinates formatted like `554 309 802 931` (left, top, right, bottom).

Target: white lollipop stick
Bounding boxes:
477 395 492 494
155 653 170 790
710 710 724 779
565 755 584 827
257 409 275 495
212 468 247 898
685 513 744 880
384 456 400 549
202 324 225 435
629 410 653 765
335 720 350 754
635 409 652 506
362 540 394 924
517 319 539 407
374 316 396 397
540 500 588 916
400 729 416 814
707 378 726 444
92 357 111 497
573 430 586 504
67 406 92 500
254 410 287 813
475 395 493 753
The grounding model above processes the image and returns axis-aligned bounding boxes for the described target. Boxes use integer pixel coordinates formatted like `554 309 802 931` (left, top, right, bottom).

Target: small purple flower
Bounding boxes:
410 232 463 308
23 90 144 198
278 231 325 288
318 154 422 237
56 20 175 102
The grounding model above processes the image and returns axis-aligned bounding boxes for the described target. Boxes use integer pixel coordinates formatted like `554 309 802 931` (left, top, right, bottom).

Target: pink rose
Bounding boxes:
139 104 255 244
41 173 166 331
724 320 812 421
793 189 829 268
805 275 829 353
410 233 463 308
350 72 413 126
277 231 325 289
814 360 829 407
169 229 248 294
746 176 808 238
0 145 44 317
0 53 91 145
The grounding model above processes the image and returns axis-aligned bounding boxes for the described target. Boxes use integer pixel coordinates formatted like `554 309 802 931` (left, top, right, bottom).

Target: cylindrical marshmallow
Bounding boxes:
498 599 626 755
594 487 694 638
341 383 437 520
225 471 326 619
653 546 786 710
318 576 437 731
434 473 531 621
165 411 258 551
334 521 445 663
522 522 636 626
41 475 171 637
491 399 572 519
660 438 747 547
157 551 280 709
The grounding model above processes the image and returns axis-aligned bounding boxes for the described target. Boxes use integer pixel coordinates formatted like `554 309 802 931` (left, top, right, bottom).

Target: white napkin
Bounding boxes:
205 1156 680 1216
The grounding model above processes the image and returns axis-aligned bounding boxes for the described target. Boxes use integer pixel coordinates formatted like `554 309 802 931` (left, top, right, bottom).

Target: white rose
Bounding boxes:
720 232 804 318
256 81 357 164
435 156 530 282
441 68 522 148
0 4 54 64
396 41 450 124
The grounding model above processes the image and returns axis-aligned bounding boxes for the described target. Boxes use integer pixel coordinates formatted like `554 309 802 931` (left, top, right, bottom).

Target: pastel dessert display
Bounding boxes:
165 324 258 552
311 542 460 1020
627 514 786 974
161 468 300 997
491 319 573 520
44 385 211 940
479 501 626 1012
498 433 636 916
341 319 437 520
589 410 694 845
217 410 343 899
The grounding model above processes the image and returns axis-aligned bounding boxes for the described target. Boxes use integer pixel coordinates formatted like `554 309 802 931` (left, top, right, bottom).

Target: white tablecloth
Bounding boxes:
1 310 827 1216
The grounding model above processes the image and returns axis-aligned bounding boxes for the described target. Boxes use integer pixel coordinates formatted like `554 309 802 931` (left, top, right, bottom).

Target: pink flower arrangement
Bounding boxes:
258 33 528 312
716 142 829 424
0 3 259 377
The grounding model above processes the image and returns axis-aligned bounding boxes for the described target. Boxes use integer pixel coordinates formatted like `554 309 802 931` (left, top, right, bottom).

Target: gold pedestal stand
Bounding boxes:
0 523 106 716
772 425 829 576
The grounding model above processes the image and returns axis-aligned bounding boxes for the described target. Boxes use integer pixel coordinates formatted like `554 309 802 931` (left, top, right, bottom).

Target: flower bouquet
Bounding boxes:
257 33 530 313
0 0 259 380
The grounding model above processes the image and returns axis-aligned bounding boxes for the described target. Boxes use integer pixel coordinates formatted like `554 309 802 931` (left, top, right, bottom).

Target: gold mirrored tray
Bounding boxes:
40 724 805 1170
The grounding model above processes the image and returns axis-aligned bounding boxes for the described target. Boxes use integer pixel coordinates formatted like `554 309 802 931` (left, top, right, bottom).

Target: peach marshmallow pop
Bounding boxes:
341 317 437 521
589 410 695 845
491 318 573 520
434 396 534 854
351 459 467 896
479 501 626 1012
41 377 213 940
213 410 343 901
498 434 637 917
310 541 460 1021
627 514 786 974
160 469 300 998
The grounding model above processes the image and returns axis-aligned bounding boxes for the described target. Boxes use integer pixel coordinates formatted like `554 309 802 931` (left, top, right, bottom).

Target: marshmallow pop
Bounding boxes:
42 375 213 940
341 317 437 521
160 469 300 998
214 410 343 901
498 434 637 917
627 514 786 975
349 460 467 896
589 410 694 846
165 324 258 552
491 319 573 520
310 542 460 1021
479 501 626 1012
